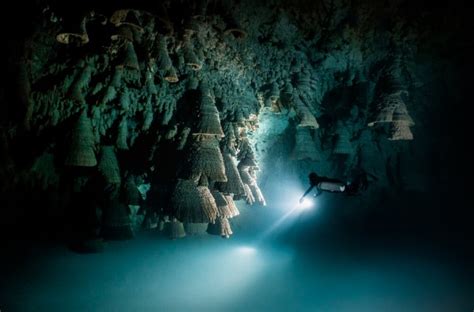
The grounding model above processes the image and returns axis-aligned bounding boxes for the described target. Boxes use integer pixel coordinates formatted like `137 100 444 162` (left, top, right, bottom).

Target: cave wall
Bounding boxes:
0 0 472 241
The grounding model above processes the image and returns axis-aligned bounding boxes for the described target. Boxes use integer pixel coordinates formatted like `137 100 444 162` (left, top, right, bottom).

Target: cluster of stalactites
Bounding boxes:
166 113 266 239
54 4 248 77
50 6 261 241
169 88 227 236
236 136 266 206
166 80 269 238
368 57 415 141
286 54 416 168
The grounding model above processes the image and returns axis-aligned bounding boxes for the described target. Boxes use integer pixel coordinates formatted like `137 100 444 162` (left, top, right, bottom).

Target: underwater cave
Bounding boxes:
0 0 473 311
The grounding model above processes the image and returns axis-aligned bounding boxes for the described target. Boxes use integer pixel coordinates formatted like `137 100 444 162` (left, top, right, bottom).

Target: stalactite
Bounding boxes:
157 215 169 232
56 12 92 45
187 73 200 90
111 24 134 42
171 179 218 224
124 175 141 206
221 122 237 155
145 65 158 95
91 106 101 142
185 136 227 182
98 146 121 185
368 91 406 126
31 152 59 190
388 99 415 140
269 81 280 103
242 183 255 205
161 99 175 126
171 179 204 222
333 121 354 155
237 164 256 204
65 110 97 167
294 96 319 129
237 137 258 168
142 100 154 131
177 127 191 150
291 127 320 161
215 151 246 197
218 217 233 238
388 122 414 141
223 14 247 39
154 35 179 83
212 190 233 219
168 218 186 239
51 109 60 127
238 165 255 186
198 173 209 187
68 61 93 105
196 185 218 223
121 41 140 71
119 89 130 112
129 204 144 234
129 124 140 147
116 116 129 150
183 38 203 71
192 82 224 137
101 65 124 105
165 124 178 140
294 68 317 107
109 10 144 40
102 195 134 240
224 195 240 217
249 183 266 206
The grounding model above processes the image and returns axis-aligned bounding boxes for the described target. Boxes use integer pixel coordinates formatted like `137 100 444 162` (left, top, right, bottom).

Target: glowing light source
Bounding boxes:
298 197 314 210
255 187 317 242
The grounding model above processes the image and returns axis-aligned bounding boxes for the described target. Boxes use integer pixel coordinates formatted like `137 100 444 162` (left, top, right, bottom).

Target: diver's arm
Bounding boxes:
299 185 315 203
315 187 323 197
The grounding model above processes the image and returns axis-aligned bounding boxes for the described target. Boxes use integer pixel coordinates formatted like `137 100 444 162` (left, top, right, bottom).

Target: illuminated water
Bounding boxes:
1 211 472 312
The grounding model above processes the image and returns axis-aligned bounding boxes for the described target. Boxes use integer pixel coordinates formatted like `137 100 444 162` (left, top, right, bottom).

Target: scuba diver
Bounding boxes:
299 170 378 203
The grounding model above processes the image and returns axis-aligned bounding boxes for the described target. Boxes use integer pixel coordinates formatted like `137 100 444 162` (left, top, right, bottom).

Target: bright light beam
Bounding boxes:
255 201 305 244
297 197 315 210
253 186 318 245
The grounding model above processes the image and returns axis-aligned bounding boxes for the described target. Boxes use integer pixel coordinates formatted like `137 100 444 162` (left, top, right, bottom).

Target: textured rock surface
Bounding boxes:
0 0 472 240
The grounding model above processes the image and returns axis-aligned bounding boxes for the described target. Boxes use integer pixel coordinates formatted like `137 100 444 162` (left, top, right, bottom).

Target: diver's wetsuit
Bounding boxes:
299 171 378 202
300 172 345 202
344 170 378 195
308 172 343 186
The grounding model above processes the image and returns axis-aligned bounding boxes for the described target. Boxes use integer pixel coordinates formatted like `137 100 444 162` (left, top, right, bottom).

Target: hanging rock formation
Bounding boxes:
0 0 470 248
